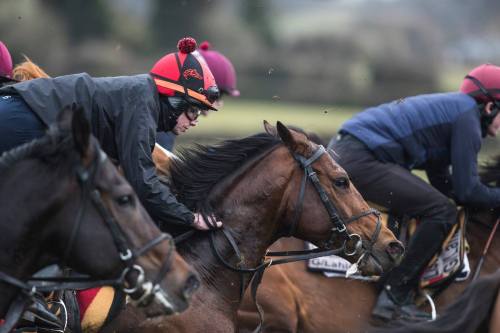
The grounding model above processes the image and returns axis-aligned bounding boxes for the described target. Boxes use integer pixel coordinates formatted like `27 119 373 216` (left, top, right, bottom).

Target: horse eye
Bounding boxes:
116 195 133 206
334 177 349 189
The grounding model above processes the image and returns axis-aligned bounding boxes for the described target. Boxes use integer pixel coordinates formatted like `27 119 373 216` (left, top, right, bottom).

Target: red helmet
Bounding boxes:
197 41 239 97
150 37 219 110
459 64 500 103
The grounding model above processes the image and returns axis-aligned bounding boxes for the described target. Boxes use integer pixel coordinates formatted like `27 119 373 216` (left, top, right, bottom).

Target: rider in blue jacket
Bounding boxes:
330 63 500 322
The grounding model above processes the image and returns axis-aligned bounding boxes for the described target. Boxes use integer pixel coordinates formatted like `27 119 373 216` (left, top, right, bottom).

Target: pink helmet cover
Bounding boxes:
198 41 239 97
0 41 13 78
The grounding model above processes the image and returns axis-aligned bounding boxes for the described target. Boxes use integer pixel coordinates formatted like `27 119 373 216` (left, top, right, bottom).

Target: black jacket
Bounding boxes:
0 73 194 226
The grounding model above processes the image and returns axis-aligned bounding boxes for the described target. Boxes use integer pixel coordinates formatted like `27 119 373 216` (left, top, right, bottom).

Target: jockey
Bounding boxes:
329 63 500 322
156 40 239 151
0 40 15 87
0 37 222 231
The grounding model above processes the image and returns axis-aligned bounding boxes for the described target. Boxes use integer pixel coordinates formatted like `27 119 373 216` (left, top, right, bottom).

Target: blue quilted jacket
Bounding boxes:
340 92 500 207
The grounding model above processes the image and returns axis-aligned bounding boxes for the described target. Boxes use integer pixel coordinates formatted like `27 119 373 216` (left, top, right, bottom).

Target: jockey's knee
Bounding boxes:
423 200 457 233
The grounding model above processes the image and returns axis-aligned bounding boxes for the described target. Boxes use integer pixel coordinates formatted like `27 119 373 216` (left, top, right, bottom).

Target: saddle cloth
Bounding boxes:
76 287 120 332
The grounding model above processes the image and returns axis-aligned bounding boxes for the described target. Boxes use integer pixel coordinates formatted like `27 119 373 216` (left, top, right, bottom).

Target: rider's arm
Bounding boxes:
450 111 500 207
116 107 195 229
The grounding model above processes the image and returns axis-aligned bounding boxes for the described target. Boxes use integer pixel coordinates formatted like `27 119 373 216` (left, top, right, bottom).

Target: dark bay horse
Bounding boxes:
237 160 500 333
103 121 403 333
0 106 198 330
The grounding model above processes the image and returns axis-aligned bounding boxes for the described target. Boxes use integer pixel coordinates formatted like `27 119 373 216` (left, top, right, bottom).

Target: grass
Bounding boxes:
176 99 360 145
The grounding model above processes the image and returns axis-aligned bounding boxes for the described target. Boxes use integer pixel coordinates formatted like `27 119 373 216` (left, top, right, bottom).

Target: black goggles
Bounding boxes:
184 108 201 121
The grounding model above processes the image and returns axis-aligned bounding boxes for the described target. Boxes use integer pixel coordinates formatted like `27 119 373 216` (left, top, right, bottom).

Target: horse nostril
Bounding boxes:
387 241 405 261
183 273 201 299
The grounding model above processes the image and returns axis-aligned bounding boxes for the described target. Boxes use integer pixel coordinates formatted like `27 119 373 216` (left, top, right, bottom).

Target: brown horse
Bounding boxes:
237 169 500 332
101 121 403 332
0 106 198 331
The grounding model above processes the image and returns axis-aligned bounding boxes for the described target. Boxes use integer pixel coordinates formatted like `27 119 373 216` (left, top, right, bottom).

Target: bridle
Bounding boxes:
0 142 176 333
288 144 381 256
204 143 383 333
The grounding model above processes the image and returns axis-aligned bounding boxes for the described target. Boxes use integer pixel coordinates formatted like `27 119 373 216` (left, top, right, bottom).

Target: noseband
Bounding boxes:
0 143 175 332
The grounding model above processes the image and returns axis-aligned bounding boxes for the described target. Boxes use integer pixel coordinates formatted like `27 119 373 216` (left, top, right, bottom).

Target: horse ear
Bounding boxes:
71 104 91 158
263 120 278 136
276 121 297 149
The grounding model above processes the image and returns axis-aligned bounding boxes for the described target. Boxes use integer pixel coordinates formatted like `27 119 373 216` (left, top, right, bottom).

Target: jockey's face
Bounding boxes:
172 110 198 135
486 102 500 137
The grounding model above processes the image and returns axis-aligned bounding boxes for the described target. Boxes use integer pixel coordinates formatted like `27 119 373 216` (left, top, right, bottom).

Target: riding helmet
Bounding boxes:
150 37 219 111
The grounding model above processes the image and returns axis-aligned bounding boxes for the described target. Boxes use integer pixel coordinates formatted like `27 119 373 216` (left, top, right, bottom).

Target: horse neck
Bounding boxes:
0 162 66 314
180 154 290 315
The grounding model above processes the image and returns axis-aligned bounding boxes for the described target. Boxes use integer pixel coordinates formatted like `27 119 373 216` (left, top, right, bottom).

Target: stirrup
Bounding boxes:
16 295 66 333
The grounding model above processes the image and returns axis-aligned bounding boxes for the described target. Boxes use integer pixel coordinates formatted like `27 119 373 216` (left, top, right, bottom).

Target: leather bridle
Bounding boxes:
0 142 176 333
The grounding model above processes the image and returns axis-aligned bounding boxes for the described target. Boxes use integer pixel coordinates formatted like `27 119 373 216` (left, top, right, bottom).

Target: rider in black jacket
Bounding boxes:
0 37 221 231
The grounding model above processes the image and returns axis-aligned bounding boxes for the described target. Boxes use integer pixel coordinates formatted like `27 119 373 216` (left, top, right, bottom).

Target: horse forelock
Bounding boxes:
169 133 281 211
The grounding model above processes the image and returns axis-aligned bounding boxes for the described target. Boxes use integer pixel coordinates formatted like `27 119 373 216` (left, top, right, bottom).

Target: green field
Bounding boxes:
176 99 359 146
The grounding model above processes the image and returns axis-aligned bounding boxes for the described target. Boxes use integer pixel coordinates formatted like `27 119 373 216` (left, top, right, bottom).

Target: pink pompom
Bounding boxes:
177 37 197 54
199 41 211 51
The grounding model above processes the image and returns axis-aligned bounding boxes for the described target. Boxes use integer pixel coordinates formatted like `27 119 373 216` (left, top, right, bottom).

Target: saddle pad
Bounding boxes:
305 242 374 281
420 212 469 288
76 287 115 332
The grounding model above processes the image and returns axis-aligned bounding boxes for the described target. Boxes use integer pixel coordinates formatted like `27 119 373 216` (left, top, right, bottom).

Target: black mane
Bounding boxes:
169 133 281 210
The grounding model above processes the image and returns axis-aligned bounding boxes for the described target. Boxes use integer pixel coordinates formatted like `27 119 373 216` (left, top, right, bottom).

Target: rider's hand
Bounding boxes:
192 213 223 230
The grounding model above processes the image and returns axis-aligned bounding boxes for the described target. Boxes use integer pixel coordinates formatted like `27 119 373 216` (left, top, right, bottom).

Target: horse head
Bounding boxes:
0 105 199 317
263 121 403 275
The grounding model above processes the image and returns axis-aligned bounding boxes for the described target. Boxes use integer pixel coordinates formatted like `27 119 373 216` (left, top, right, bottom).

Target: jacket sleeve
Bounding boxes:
115 100 195 228
450 111 500 208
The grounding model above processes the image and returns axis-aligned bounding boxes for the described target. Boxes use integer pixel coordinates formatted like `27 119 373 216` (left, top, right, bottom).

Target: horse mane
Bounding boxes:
169 133 281 211
12 55 50 81
479 154 500 185
0 126 72 172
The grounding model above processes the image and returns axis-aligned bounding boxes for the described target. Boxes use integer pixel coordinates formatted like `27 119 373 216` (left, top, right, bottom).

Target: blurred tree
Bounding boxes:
45 0 112 44
239 0 275 47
